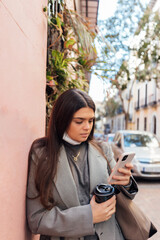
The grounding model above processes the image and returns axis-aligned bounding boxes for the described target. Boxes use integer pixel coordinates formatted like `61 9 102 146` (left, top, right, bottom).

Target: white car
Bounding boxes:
106 133 115 143
111 130 160 178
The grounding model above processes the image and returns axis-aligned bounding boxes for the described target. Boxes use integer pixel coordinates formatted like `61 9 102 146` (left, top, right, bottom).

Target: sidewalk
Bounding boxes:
133 181 160 240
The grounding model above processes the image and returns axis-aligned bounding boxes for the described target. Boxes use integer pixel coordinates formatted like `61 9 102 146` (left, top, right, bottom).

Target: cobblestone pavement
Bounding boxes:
133 179 160 240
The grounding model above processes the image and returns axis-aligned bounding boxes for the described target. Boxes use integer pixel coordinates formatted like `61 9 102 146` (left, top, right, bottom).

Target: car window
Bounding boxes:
123 133 159 148
108 135 115 143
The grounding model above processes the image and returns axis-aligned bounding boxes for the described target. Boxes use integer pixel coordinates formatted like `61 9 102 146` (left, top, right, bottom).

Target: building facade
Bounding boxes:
0 0 99 239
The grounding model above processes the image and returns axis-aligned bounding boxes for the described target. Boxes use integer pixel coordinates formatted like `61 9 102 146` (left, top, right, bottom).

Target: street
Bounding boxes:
133 178 160 240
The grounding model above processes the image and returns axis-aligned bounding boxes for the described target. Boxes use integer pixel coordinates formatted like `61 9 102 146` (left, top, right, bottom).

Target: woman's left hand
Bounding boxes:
109 163 133 186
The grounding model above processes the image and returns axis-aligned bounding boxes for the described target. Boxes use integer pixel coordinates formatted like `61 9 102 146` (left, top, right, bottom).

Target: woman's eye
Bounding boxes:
75 121 83 124
89 119 93 123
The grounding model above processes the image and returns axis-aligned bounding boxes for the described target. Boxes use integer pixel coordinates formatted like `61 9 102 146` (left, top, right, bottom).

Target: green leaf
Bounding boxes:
64 38 76 48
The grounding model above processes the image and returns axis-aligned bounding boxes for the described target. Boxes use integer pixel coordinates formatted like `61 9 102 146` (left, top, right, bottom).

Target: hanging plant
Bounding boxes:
44 1 98 126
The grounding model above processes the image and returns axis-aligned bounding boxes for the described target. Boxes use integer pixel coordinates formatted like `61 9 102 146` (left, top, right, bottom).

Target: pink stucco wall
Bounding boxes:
0 0 47 239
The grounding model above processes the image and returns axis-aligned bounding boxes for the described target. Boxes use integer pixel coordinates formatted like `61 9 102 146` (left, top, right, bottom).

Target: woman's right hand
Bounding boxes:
90 195 116 224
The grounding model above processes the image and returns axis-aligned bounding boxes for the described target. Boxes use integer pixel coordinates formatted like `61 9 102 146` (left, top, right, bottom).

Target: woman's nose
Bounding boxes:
83 122 90 129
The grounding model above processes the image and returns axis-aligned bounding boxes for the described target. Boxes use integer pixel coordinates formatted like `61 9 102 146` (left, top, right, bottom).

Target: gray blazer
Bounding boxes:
27 142 137 240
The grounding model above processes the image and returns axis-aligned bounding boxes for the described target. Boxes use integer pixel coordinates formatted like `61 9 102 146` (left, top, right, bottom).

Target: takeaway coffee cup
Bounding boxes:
94 184 118 203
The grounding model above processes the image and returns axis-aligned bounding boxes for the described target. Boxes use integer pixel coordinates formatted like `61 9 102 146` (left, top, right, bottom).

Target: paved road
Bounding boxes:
133 178 160 240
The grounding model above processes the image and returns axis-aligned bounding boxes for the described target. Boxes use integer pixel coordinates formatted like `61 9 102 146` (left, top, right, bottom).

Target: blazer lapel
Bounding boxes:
54 145 80 208
88 143 109 194
54 143 110 208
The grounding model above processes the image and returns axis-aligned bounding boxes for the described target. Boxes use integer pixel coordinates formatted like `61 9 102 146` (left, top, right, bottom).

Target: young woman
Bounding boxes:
27 88 138 240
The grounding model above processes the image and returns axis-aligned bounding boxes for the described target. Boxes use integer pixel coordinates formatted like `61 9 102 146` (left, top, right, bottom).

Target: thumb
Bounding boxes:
90 194 96 204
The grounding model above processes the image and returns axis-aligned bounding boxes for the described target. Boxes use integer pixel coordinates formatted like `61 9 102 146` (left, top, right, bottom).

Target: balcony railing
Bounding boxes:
148 94 157 106
135 102 140 111
140 98 148 108
135 94 158 111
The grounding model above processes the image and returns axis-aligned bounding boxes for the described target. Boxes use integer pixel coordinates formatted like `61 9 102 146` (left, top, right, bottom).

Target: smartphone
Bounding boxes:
108 152 135 183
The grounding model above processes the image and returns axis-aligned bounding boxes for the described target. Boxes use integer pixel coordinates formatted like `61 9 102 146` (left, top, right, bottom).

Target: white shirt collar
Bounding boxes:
62 132 81 145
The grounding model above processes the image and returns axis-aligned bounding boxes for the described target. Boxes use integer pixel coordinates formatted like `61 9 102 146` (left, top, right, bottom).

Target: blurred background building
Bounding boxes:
102 0 160 139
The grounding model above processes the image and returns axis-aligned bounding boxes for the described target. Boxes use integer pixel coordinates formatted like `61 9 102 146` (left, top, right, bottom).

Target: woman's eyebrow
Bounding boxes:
73 117 84 120
73 117 95 120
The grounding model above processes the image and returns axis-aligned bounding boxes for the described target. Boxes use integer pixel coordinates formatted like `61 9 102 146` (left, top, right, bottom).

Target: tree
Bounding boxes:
105 97 121 118
105 4 160 130
110 60 134 129
134 10 160 84
96 0 151 130
98 0 149 80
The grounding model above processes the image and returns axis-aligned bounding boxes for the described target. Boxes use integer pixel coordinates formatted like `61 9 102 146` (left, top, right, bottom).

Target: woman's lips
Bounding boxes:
80 133 89 137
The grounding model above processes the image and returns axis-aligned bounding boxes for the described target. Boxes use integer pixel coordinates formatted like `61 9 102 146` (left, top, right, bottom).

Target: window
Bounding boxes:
144 117 147 131
111 119 114 130
137 118 139 130
123 133 159 148
117 118 121 130
153 116 156 135
137 89 140 108
145 84 147 106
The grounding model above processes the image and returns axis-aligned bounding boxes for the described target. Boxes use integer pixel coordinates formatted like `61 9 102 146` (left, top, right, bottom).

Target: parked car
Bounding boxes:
111 130 160 179
106 133 115 143
94 133 104 141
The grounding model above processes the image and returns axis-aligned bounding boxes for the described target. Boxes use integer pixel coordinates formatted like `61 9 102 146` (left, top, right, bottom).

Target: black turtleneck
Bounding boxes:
63 141 90 205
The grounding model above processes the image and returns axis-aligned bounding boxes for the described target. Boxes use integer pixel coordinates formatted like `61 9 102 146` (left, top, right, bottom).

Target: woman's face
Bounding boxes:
67 107 95 142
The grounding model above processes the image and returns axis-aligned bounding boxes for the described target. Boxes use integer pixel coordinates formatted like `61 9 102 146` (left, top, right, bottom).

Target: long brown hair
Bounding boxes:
28 88 96 209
